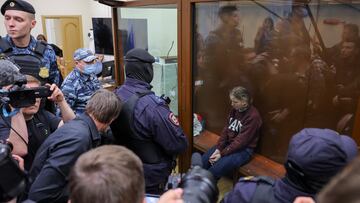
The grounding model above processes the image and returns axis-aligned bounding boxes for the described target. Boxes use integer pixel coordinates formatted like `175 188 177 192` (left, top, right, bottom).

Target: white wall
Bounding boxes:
0 0 112 48
120 8 177 57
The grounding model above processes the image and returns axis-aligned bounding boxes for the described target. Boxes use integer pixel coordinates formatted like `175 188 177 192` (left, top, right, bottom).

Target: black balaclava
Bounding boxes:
125 48 155 84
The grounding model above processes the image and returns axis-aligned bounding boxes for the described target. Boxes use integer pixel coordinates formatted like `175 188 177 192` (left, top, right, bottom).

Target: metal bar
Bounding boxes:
251 0 284 20
305 4 326 51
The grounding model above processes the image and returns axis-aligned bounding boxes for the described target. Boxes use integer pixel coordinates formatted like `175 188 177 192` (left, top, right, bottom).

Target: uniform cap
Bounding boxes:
1 0 35 15
73 48 97 62
287 128 358 178
0 58 26 87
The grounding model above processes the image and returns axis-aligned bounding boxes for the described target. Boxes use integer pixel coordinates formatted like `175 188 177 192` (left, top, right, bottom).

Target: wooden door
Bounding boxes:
60 17 83 76
42 16 83 77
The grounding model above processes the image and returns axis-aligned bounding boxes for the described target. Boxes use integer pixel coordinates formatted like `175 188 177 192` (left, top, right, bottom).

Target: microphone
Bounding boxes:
191 152 203 168
166 40 174 59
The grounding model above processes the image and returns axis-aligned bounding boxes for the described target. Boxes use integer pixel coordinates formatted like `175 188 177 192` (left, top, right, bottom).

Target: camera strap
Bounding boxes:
1 104 19 118
0 103 28 146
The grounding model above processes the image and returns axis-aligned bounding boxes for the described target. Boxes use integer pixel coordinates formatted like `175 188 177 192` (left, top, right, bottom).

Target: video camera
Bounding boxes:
1 85 53 108
0 57 53 108
165 153 219 203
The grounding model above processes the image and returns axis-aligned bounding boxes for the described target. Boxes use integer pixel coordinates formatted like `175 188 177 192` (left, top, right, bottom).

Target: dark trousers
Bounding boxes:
202 146 253 179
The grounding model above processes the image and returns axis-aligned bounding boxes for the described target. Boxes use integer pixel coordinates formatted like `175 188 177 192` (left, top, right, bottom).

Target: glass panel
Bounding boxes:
193 1 360 162
117 6 178 114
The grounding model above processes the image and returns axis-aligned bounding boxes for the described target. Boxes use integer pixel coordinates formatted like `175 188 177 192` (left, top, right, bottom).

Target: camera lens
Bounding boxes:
0 143 27 202
179 166 219 203
0 140 12 152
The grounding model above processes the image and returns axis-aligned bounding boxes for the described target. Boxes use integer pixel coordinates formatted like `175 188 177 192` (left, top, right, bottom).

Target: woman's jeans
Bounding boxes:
202 146 253 180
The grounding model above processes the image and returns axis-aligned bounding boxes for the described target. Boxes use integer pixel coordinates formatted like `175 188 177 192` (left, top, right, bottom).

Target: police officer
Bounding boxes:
61 48 102 115
0 0 61 86
222 128 358 203
111 48 188 195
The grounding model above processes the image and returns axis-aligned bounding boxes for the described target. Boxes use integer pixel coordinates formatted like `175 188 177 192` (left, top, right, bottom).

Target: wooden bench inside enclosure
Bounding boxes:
193 130 286 184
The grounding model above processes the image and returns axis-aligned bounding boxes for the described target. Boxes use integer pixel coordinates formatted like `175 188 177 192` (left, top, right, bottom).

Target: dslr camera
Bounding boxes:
165 153 219 203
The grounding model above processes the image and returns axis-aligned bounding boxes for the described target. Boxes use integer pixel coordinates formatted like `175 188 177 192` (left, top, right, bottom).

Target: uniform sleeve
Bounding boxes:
28 133 90 202
222 181 257 203
0 116 11 140
220 115 261 157
47 48 61 86
151 105 188 155
61 80 77 110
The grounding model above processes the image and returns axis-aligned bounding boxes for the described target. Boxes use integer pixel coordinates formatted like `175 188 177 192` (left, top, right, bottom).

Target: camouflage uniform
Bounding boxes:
61 68 101 114
0 35 61 85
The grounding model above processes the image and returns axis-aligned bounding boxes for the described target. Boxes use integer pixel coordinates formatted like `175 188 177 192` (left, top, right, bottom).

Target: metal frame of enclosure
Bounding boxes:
99 0 360 172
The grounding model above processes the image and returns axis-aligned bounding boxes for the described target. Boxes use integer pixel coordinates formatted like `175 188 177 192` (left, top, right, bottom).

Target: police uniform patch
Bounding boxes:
169 112 179 126
39 67 49 78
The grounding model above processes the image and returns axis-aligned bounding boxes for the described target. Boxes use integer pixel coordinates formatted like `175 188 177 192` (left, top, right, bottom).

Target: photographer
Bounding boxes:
0 58 29 202
1 74 75 170
0 59 29 157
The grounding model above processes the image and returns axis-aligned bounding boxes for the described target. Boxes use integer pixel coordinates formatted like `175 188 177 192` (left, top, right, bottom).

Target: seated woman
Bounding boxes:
201 86 262 180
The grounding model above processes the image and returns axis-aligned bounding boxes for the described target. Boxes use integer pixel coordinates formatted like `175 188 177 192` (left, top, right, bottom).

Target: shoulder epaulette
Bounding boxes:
34 40 47 56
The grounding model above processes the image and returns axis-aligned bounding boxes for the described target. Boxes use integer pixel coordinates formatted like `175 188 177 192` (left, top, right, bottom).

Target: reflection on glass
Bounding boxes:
193 1 360 162
117 7 178 114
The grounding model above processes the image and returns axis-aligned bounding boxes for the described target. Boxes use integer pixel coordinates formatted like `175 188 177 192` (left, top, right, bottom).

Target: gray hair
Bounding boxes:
229 86 252 104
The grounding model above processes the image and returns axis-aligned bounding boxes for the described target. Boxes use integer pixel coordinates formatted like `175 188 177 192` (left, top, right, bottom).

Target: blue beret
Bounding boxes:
287 128 358 178
1 0 36 15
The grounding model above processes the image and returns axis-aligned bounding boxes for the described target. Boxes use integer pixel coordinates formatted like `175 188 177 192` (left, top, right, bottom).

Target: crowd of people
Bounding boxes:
0 0 360 203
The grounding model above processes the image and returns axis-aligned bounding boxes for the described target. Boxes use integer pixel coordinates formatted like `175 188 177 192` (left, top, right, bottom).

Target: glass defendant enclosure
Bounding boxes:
100 0 360 169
